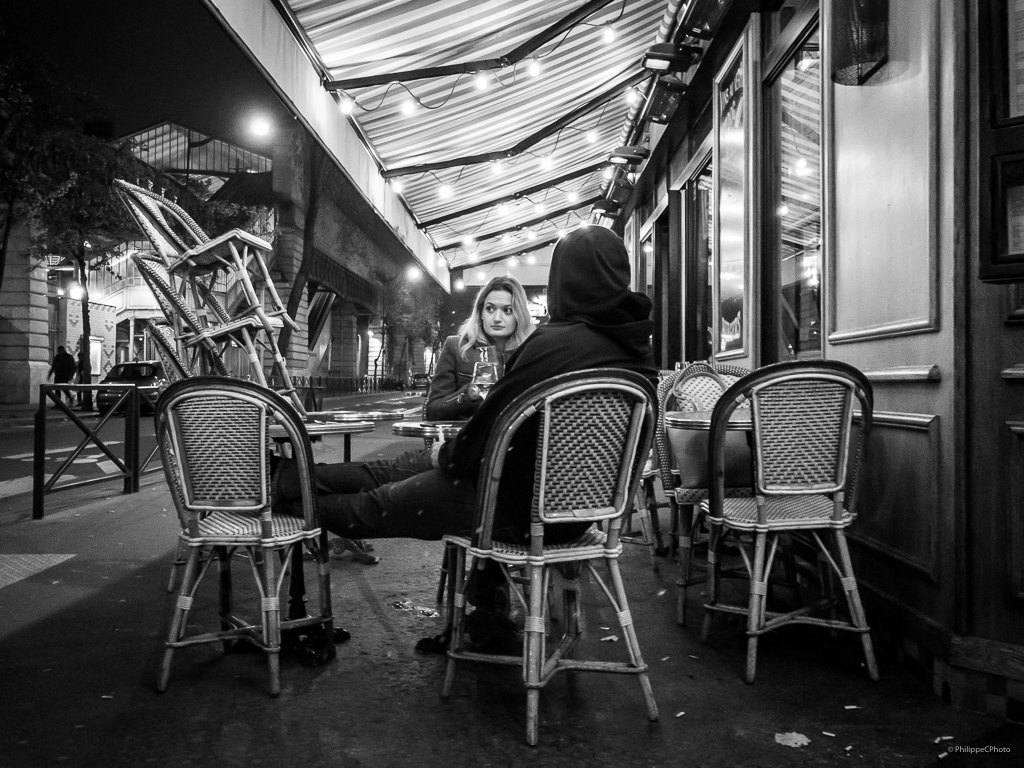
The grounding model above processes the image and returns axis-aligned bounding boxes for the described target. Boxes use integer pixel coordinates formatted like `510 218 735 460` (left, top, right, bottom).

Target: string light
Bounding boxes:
492 161 504 175
526 230 537 240
438 184 453 199
339 96 354 115
556 229 566 239
401 98 417 115
603 24 616 43
625 88 639 106
501 233 512 244
476 271 486 280
540 156 554 171
527 254 537 264
454 279 465 290
567 191 579 204
508 257 519 267
533 202 545 215
390 179 404 194
777 203 790 216
497 202 509 215
586 130 598 144
462 235 475 247
475 73 489 91
528 58 541 77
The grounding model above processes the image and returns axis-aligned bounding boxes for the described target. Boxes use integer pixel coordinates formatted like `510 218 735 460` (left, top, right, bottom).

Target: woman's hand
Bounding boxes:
465 383 483 402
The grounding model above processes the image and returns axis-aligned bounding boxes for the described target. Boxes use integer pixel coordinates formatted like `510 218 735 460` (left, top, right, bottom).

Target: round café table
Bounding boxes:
391 420 467 441
664 408 752 431
269 419 375 461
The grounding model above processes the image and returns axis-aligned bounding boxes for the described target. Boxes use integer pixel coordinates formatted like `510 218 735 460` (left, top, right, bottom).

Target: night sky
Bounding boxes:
1 0 294 150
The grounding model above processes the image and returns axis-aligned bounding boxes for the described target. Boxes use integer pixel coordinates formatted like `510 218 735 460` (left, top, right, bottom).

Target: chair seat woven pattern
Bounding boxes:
188 510 310 542
444 526 615 565
703 494 851 530
533 392 632 521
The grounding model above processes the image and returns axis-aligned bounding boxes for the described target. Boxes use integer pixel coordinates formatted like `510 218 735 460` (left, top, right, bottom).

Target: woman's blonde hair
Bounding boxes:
457 276 534 358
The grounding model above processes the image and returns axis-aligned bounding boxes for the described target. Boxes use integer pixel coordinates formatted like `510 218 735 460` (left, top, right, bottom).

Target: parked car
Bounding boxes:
411 372 431 393
96 361 167 415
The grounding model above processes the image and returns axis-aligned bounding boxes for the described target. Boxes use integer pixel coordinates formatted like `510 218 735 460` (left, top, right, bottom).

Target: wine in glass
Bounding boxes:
472 361 499 398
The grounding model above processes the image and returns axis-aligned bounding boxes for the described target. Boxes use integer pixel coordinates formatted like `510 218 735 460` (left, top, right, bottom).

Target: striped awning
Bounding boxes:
275 0 684 273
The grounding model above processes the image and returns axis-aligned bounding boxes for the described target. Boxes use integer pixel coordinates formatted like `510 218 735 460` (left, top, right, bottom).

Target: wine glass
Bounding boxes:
472 361 499 398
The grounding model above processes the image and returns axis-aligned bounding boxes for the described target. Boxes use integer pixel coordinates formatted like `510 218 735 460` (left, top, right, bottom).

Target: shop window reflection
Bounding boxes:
773 29 822 359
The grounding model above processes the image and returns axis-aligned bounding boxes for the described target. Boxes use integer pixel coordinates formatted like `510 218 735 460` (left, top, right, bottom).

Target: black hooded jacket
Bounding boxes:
437 226 657 542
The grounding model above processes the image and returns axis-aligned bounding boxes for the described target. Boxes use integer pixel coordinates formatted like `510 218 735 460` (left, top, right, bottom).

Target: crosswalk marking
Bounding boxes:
0 554 76 590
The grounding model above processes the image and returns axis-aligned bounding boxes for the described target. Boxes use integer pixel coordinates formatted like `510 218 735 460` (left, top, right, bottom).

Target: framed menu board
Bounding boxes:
979 2 1024 281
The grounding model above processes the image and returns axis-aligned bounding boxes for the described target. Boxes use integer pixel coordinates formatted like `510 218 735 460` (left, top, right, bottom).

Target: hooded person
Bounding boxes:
276 225 656 546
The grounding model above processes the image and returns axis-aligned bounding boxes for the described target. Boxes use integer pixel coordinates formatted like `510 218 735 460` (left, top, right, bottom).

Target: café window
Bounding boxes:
766 27 822 359
714 39 749 356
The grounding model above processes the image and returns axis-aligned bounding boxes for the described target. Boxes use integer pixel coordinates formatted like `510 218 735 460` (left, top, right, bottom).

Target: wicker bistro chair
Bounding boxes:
699 360 878 684
653 362 754 625
154 377 334 696
440 369 659 745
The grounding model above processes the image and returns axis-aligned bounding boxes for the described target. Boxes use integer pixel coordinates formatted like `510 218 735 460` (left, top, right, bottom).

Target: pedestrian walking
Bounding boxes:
47 345 78 407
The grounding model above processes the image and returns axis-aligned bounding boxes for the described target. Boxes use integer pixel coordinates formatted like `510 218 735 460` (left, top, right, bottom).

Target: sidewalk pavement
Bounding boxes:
0 423 1015 767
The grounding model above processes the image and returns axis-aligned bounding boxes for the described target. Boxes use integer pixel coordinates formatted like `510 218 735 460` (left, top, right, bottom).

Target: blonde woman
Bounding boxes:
425 275 534 420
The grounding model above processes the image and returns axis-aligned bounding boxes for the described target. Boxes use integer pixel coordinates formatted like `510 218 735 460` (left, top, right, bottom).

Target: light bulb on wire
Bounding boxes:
603 24 616 44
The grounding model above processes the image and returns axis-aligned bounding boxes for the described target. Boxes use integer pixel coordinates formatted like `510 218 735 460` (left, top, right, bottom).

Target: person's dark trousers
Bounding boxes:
275 449 486 540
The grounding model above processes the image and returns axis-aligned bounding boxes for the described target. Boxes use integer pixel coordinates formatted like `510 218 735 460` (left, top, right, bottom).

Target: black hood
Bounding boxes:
547 226 654 348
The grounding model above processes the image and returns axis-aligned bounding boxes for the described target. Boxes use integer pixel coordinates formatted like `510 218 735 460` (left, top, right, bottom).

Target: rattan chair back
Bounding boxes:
156 377 318 534
114 180 209 264
148 320 194 383
471 369 655 552
710 360 872 507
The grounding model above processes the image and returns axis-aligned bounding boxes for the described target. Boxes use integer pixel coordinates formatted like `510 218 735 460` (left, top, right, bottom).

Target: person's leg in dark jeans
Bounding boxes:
274 449 435 563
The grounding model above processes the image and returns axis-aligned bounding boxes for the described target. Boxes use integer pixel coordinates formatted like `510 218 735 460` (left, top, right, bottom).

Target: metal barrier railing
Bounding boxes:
32 384 160 520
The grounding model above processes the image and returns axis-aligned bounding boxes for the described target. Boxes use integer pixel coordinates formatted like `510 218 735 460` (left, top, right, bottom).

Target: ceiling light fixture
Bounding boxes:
591 200 621 217
641 42 703 73
647 75 687 124
608 145 650 167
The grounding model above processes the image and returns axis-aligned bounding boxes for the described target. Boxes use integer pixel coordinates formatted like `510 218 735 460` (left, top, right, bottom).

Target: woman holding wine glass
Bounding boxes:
424 276 534 420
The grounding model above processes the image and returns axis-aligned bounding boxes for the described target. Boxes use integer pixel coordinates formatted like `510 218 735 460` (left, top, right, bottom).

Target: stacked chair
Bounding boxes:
114 180 306 417
699 360 878 683
440 369 659 745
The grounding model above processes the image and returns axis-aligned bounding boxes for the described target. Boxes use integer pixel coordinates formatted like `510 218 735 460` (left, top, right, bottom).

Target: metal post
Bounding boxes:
33 386 47 520
124 386 140 493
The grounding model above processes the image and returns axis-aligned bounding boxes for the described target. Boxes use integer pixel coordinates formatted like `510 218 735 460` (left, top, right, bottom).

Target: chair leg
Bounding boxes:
606 557 658 722
700 520 723 643
217 546 234 650
441 548 468 698
258 544 283 697
524 562 546 746
744 531 769 684
436 545 450 604
314 532 336 660
158 546 203 692
166 538 187 593
676 502 698 626
833 530 879 681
